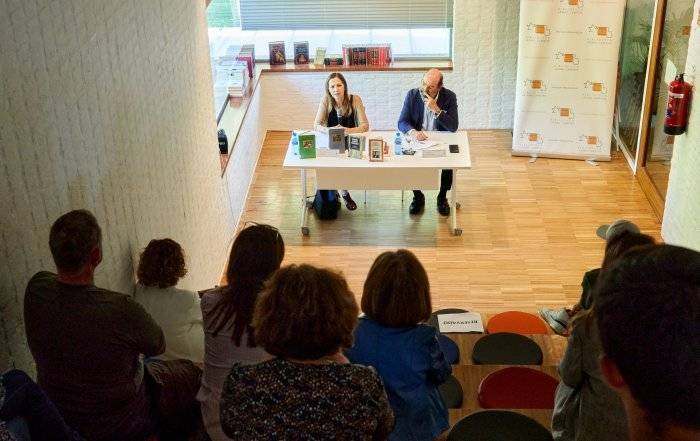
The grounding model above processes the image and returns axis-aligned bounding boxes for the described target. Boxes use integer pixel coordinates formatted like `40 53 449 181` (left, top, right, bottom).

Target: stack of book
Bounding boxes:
342 44 393 67
226 62 249 98
223 45 256 79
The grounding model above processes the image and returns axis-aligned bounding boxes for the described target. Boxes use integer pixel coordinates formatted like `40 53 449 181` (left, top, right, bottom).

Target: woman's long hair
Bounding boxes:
325 72 352 116
209 224 285 347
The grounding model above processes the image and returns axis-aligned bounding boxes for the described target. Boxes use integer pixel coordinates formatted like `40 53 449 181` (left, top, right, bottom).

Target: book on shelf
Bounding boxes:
314 47 327 66
342 44 393 67
268 41 286 65
235 44 255 78
324 56 344 66
294 41 310 65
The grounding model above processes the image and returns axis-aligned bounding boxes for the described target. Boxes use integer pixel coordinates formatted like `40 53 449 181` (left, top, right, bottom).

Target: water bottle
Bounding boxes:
292 131 299 155
394 131 402 155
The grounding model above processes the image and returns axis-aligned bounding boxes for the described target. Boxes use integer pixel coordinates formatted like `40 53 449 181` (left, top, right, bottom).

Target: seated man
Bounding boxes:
398 68 459 216
24 210 165 441
595 244 699 441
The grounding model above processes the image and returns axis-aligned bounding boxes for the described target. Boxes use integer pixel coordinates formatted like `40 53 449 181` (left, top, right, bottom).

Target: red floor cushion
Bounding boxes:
478 367 558 409
486 311 549 335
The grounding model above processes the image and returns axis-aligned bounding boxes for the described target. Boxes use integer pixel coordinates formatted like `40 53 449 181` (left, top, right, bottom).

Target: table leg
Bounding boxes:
301 169 309 235
450 168 462 236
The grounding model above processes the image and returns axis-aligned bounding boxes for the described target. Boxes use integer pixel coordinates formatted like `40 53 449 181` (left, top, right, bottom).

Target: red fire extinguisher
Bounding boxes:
664 73 692 135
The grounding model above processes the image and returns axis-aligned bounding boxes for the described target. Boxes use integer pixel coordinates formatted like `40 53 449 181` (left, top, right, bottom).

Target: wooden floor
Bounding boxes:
238 130 661 313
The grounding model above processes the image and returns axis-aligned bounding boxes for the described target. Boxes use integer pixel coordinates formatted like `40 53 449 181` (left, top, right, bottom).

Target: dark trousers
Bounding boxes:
0 369 83 441
413 169 453 200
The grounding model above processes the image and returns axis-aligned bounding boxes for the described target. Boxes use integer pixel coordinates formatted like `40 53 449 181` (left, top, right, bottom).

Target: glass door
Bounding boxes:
614 0 656 166
641 0 694 198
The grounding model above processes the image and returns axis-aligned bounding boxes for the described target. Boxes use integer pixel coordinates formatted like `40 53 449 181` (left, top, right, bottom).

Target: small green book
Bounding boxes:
298 132 316 159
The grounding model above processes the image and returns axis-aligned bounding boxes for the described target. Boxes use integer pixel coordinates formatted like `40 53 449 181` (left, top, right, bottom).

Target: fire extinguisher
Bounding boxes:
664 73 692 135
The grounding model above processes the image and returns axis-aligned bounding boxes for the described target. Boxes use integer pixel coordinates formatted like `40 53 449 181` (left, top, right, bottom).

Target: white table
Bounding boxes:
282 130 472 236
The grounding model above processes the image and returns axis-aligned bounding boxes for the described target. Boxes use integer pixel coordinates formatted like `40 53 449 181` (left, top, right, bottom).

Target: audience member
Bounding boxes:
24 210 165 441
595 244 699 441
1 369 83 441
540 219 642 334
197 223 283 441
219 264 394 440
134 238 204 363
551 232 655 441
346 249 451 441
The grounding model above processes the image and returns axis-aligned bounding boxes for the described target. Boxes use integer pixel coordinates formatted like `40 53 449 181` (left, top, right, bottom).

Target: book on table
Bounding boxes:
297 131 316 159
268 41 286 65
437 312 484 333
314 47 327 66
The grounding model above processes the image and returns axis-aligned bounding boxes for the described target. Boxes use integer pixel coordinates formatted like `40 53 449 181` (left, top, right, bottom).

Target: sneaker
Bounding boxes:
538 308 570 335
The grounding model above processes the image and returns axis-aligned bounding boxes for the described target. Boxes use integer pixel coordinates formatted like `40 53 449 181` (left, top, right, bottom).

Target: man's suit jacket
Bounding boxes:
397 87 459 134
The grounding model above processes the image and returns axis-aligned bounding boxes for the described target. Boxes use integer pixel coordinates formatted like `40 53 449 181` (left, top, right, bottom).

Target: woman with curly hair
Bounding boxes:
134 238 204 363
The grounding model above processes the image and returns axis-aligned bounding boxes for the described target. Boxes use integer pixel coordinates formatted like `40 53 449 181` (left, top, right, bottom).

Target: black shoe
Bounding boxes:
409 197 425 215
437 198 450 216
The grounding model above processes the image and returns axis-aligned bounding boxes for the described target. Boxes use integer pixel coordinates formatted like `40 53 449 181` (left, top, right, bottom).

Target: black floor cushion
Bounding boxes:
437 333 460 364
471 332 543 365
447 410 553 441
438 374 463 409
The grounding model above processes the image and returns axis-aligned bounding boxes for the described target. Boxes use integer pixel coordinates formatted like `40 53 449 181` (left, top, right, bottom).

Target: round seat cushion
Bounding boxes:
447 410 553 441
472 332 543 365
428 308 469 331
478 367 558 409
486 311 549 335
436 333 460 364
438 374 463 409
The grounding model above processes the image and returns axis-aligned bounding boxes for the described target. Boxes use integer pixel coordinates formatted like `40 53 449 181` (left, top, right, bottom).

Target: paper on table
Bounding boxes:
409 139 440 150
437 312 484 333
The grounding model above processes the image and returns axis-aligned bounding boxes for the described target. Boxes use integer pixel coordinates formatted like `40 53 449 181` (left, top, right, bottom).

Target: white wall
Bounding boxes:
662 0 700 250
0 0 236 371
263 0 521 130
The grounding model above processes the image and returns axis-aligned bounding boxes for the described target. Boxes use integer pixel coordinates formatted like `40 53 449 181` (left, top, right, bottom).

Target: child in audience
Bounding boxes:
219 264 394 440
197 223 284 441
551 232 655 441
346 249 451 441
134 239 204 363
539 219 642 334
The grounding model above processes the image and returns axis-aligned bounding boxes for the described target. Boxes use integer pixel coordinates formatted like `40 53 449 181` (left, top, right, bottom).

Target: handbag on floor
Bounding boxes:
313 190 341 220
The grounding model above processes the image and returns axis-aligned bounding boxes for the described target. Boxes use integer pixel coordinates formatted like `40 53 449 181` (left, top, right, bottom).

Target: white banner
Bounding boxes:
512 0 626 160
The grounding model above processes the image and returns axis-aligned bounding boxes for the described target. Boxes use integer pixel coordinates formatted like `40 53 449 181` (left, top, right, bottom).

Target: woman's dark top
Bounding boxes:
327 95 357 129
220 358 394 440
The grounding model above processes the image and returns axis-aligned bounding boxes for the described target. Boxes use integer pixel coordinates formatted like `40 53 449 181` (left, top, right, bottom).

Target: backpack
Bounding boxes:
313 190 341 220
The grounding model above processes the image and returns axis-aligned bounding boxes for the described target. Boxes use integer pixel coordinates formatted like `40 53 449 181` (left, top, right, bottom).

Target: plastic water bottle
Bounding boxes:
292 131 299 155
394 131 402 155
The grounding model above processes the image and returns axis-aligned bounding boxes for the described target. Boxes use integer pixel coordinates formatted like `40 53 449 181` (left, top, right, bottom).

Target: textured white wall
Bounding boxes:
661 1 700 251
263 0 521 130
0 0 236 371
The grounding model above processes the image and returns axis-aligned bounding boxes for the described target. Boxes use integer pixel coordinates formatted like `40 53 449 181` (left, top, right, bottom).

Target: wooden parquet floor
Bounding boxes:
238 130 660 312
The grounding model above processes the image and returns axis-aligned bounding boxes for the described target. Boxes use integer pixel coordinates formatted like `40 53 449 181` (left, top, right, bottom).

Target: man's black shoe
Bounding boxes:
437 198 450 216
409 197 425 215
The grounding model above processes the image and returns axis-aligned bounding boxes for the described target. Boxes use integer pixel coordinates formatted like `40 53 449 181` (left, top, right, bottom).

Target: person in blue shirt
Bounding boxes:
398 69 459 216
346 249 451 441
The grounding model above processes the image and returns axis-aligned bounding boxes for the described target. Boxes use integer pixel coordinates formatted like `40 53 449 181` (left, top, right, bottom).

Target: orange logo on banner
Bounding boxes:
666 136 675 145
587 136 598 145
560 108 570 117
529 133 539 142
597 27 608 36
568 0 579 5
535 25 546 34
563 53 574 63
682 26 691 36
592 82 603 92
531 80 542 89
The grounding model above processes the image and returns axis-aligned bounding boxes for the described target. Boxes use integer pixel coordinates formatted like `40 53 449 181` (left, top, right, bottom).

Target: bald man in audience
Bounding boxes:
398 68 459 216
